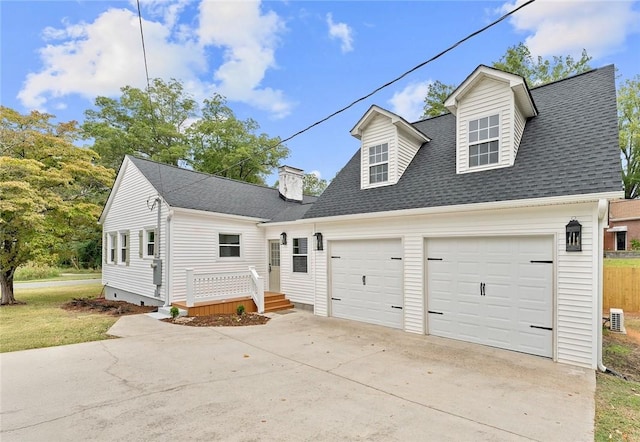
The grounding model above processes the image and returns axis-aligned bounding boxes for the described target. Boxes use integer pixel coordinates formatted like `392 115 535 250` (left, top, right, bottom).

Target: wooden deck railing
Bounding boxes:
185 267 265 313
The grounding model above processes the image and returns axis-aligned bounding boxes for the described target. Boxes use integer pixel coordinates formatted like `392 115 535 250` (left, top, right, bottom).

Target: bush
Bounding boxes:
236 304 246 316
14 263 61 281
170 306 180 319
631 239 640 251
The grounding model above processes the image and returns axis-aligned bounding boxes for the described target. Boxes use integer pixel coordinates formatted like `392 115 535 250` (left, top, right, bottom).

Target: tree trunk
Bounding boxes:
0 269 17 305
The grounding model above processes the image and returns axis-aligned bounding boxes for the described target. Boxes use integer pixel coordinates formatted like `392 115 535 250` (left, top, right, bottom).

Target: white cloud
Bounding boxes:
18 1 292 119
198 0 292 118
326 13 354 53
500 0 640 58
388 81 432 122
309 170 322 179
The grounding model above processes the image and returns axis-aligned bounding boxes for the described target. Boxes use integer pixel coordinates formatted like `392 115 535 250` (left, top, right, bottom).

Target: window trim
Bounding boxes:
219 233 242 259
144 228 156 258
292 237 308 273
108 232 117 264
119 231 129 266
368 143 389 184
468 114 500 168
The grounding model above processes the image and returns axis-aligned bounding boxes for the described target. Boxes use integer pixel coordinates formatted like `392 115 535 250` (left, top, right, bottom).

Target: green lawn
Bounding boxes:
0 282 117 353
604 258 640 268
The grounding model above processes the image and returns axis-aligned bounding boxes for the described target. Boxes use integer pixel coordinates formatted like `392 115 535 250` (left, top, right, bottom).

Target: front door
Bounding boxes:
269 240 280 292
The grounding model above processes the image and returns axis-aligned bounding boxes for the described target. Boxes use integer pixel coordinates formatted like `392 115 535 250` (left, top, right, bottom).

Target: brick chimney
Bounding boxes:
278 165 304 202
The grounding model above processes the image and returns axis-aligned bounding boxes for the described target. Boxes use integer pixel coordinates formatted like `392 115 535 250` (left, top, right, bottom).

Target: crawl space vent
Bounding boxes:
610 308 626 334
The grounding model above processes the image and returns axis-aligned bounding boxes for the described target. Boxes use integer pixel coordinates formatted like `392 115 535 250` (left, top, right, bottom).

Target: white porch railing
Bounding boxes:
185 267 264 313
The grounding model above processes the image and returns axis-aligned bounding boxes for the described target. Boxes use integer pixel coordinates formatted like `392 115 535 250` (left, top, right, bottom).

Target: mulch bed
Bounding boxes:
162 313 270 327
62 298 158 315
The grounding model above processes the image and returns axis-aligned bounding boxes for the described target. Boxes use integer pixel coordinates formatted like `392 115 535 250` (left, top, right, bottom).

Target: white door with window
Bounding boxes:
269 240 280 292
330 239 403 329
426 236 553 358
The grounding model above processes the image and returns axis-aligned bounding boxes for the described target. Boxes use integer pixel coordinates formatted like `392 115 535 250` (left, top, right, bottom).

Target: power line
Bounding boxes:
165 0 536 195
136 0 152 92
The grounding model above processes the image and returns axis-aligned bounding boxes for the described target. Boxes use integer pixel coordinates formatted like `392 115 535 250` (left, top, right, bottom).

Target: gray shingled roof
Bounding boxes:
129 156 317 221
303 65 622 220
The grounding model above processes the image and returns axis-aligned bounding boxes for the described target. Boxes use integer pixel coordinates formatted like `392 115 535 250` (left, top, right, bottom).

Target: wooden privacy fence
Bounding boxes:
604 267 640 312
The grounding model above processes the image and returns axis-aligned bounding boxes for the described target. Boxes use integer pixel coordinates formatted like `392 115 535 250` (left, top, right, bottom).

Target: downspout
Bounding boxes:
597 199 608 372
164 210 173 307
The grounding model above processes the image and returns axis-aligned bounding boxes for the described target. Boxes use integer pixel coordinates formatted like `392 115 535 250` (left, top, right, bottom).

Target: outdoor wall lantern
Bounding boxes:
566 219 582 252
280 232 287 246
314 232 324 251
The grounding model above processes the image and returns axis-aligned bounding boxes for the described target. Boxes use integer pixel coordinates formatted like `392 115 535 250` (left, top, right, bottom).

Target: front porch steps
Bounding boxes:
264 292 294 313
171 292 294 317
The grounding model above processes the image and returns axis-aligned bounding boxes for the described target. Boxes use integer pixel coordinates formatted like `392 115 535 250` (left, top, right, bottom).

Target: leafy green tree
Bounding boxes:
83 79 288 184
188 95 288 184
493 43 592 87
303 173 328 196
0 107 114 304
421 43 592 118
619 76 640 199
83 78 197 171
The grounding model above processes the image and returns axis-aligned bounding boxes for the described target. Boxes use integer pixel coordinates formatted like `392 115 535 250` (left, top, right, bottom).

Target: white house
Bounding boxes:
100 65 622 369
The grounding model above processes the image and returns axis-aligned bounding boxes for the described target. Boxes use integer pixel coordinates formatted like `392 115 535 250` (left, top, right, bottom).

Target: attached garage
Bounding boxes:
329 239 404 329
426 236 554 358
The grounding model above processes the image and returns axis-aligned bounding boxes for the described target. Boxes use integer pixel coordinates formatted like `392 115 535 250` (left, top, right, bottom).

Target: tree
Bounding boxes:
422 81 456 118
493 43 592 87
188 95 288 184
83 78 197 171
0 107 114 304
421 43 592 118
83 79 288 185
619 76 640 199
303 173 328 196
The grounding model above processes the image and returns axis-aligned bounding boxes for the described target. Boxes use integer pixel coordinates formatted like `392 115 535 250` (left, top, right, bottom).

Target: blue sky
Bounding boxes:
2 0 639 184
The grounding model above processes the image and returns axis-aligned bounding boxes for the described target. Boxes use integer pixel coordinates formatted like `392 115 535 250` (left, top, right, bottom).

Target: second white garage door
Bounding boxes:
426 236 554 358
330 239 403 329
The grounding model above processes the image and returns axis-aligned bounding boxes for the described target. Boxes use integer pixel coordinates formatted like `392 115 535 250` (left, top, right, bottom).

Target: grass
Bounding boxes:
0 282 117 353
14 272 102 283
595 313 640 441
604 258 640 268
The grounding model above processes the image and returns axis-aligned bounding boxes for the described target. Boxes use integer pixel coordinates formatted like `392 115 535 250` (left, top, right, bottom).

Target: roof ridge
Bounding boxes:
528 64 613 90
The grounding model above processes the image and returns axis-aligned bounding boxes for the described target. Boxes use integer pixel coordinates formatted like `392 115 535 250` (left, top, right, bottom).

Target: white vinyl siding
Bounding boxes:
310 201 600 368
456 77 513 174
101 160 167 301
396 129 421 178
168 210 266 303
513 105 526 160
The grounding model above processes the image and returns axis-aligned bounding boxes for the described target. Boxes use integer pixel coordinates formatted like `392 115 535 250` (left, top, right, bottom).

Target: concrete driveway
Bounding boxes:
1 310 594 441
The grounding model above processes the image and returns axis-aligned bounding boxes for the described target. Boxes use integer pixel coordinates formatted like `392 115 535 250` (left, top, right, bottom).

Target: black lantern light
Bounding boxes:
314 232 324 251
280 232 287 246
566 219 582 252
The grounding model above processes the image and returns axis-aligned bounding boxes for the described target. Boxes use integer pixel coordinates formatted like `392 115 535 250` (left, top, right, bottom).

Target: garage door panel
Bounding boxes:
330 239 403 329
427 236 553 358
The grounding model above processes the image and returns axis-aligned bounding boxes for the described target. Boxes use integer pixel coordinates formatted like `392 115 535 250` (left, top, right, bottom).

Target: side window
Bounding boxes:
120 232 129 265
219 234 241 258
145 229 156 257
108 233 117 264
292 238 308 273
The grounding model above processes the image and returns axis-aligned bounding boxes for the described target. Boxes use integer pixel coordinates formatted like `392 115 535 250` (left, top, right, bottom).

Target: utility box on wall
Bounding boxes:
151 259 162 286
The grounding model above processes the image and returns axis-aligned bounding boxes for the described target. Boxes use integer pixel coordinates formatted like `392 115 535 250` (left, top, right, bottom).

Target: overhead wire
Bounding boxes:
159 0 536 196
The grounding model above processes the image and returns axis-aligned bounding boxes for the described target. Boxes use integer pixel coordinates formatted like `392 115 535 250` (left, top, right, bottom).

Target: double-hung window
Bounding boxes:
120 232 129 265
368 143 388 184
292 238 308 273
219 234 241 258
145 229 156 257
108 233 117 264
468 114 499 167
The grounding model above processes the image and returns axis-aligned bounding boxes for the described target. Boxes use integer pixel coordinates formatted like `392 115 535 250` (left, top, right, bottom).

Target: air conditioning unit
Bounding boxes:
610 308 626 334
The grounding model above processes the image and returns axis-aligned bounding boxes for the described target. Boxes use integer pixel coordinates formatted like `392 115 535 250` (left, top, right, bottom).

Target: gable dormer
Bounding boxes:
444 65 537 174
351 105 430 190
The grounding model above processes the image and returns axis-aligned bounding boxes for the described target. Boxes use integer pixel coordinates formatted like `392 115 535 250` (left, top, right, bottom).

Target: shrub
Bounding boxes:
170 306 180 319
14 263 61 281
630 238 640 251
236 304 246 316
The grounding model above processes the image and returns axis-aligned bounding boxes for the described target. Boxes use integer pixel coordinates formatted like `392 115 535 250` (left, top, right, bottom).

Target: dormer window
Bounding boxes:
469 114 499 167
368 143 389 184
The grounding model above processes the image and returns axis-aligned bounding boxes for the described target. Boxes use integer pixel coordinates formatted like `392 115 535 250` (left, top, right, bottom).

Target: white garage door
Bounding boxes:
330 239 403 329
427 236 553 357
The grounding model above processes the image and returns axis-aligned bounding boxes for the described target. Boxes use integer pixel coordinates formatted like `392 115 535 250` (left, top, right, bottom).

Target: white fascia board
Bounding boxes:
350 105 429 142
262 191 624 227
171 206 268 223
